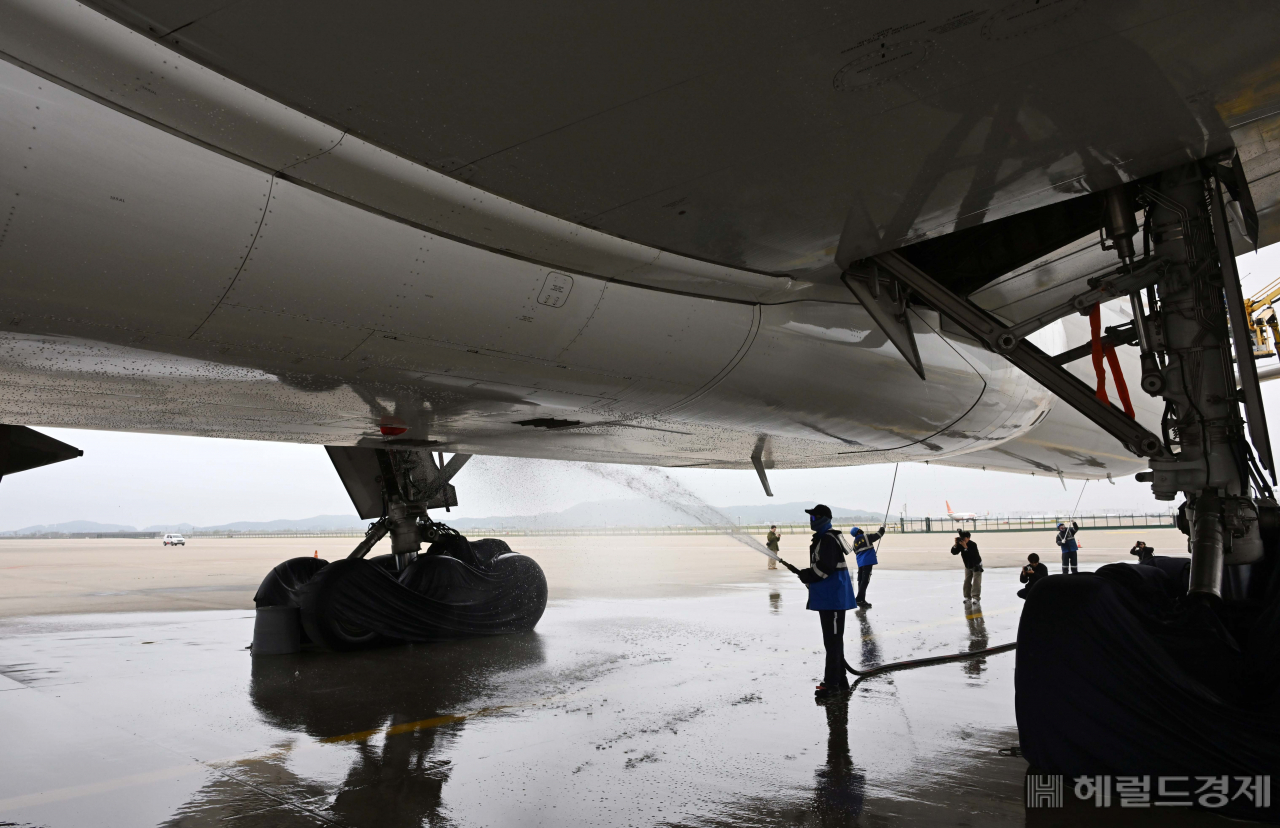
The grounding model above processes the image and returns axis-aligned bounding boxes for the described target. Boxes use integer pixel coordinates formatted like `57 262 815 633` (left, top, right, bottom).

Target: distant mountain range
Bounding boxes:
142 515 369 533
0 501 894 535
0 515 367 535
0 520 140 535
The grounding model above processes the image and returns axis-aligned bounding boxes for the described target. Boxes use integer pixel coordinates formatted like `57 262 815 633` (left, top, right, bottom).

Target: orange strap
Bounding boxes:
1089 304 1109 404
1089 304 1136 419
1104 344 1136 418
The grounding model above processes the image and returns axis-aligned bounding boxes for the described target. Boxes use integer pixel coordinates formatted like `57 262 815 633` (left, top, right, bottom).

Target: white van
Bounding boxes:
163 533 186 546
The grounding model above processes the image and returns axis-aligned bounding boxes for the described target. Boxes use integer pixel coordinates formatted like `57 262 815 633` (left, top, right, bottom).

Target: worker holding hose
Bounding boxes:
794 504 858 701
1055 521 1081 574
848 525 885 609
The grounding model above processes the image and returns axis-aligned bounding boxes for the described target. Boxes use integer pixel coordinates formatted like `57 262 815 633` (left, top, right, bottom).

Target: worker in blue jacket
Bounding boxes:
848 525 885 609
793 504 858 701
1055 521 1080 574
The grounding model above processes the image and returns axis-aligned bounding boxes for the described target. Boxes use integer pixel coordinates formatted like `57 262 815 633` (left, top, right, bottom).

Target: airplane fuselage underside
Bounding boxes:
0 49 1082 473
5 0 1260 478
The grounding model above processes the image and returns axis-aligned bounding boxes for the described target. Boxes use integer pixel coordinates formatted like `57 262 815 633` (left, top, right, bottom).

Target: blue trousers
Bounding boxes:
1061 547 1078 573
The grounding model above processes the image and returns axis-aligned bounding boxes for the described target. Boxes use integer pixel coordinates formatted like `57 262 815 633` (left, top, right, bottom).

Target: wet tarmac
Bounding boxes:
0 564 1238 827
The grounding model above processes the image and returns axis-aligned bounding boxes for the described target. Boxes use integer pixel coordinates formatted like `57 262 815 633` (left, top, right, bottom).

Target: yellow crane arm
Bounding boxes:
1245 275 1280 314
1245 275 1280 359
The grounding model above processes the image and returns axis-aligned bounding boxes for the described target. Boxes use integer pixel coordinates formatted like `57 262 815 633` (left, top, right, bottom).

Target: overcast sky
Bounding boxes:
3 246 1279 531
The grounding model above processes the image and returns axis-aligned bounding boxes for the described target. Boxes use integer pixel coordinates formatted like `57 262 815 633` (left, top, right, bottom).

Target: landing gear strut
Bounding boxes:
326 445 470 570
856 156 1276 601
1134 160 1274 597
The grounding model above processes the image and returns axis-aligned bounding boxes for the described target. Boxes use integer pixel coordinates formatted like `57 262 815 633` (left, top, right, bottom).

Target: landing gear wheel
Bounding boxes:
299 560 384 651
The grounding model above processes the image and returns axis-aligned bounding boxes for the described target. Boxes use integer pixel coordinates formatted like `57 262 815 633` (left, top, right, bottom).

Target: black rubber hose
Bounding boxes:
844 641 1017 681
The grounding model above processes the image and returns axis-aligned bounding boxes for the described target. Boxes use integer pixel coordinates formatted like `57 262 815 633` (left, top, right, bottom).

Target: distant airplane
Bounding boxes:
946 501 980 522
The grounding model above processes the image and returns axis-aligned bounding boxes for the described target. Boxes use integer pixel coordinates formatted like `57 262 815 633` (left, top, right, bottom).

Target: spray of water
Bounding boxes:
578 463 784 562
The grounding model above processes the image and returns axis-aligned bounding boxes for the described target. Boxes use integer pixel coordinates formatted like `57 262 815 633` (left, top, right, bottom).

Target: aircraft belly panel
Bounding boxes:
0 60 271 339
551 284 755 386
204 177 610 363
193 305 372 361
934 398 1151 480
670 301 1049 459
192 174 759 415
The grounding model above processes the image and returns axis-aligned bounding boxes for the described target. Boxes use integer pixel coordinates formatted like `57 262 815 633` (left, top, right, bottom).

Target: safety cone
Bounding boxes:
314 550 318 558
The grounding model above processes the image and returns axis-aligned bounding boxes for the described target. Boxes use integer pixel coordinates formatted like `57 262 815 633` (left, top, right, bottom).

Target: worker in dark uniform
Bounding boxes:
848 525 885 609
793 504 858 701
1055 521 1080 574
1018 553 1049 599
950 530 982 604
1129 540 1155 566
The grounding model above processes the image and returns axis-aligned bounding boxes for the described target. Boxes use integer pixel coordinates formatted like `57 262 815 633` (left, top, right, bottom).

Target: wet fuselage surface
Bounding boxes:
0 566 1235 827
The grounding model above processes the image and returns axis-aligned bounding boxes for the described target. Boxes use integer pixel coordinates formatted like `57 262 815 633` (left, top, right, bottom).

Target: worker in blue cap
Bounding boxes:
791 504 858 701
847 524 885 609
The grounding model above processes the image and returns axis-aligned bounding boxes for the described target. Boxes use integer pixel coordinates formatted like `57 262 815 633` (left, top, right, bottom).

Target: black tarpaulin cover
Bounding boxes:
254 537 547 649
1017 557 1280 822
253 556 330 608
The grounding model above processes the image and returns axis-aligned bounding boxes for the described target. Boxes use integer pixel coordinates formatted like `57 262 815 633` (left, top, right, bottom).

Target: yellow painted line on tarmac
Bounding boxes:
321 713 465 743
0 763 207 813
320 706 508 744
859 604 1019 642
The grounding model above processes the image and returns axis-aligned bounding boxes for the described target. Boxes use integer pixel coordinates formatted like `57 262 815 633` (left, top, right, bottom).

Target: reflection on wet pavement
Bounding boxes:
0 567 1242 826
855 608 879 666
811 699 866 825
965 607 989 680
